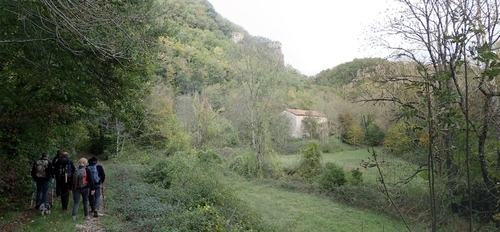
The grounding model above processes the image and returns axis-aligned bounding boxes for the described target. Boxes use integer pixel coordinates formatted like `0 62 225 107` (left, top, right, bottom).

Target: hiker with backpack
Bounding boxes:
54 151 75 213
72 157 96 221
52 149 64 196
88 156 105 217
31 153 53 209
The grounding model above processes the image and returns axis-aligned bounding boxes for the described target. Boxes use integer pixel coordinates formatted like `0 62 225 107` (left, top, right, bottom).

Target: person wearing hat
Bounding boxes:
88 156 105 217
31 152 53 209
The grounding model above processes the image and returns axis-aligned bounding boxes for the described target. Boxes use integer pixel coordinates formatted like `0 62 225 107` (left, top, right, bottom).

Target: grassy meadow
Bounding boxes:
234 178 422 232
280 147 426 184
8 148 435 231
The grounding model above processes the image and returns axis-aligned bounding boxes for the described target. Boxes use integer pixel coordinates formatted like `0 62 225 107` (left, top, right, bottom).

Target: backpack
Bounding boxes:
58 157 73 183
35 160 48 178
87 165 100 184
73 167 88 189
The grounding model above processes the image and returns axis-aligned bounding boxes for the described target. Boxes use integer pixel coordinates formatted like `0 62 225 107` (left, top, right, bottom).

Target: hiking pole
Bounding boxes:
101 185 105 209
50 179 55 204
30 182 36 208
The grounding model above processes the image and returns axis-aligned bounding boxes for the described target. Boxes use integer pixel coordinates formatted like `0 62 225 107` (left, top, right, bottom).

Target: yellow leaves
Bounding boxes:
213 46 223 56
493 214 500 222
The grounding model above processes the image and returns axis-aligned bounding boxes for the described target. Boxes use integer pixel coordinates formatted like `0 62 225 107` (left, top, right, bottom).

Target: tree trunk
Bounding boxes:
478 99 491 184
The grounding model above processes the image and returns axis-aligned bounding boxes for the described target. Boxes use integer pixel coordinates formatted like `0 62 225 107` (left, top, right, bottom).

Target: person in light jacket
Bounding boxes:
71 157 95 221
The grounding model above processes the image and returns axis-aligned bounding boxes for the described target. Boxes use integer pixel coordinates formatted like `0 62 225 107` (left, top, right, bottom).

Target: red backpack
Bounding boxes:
73 167 88 189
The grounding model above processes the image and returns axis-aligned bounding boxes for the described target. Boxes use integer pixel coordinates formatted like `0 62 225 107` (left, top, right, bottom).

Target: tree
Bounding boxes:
302 116 320 139
0 0 159 210
368 0 500 229
361 115 385 146
225 36 286 176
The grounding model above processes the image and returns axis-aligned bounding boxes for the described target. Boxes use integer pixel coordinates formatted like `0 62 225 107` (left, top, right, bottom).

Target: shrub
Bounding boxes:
196 149 222 164
228 147 282 179
363 123 385 146
327 183 387 211
173 203 272 231
384 123 426 156
349 168 363 185
0 155 32 211
338 112 364 146
295 141 322 181
318 162 347 191
360 115 385 146
142 156 188 189
110 155 272 231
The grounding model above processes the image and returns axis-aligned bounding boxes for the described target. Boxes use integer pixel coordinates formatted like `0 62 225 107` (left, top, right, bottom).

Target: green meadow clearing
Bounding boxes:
232 148 429 232
280 147 424 183
8 148 432 231
235 179 419 232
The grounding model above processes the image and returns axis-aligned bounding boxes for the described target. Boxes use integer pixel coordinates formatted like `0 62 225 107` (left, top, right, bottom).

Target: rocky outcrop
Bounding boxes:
267 40 284 64
231 32 244 43
231 32 284 65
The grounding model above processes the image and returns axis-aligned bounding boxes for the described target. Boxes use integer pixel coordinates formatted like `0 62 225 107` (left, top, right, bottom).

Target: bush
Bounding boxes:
349 168 363 185
173 203 271 232
108 154 272 231
384 123 427 157
228 147 282 179
364 123 385 146
0 155 32 211
295 141 323 181
318 162 347 191
142 156 188 189
196 149 222 164
327 183 387 211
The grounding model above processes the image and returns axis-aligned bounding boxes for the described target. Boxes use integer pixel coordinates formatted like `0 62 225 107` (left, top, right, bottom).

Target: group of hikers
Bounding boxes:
31 150 106 220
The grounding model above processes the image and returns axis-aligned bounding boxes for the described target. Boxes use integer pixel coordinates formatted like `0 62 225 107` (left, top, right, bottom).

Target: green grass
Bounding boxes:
281 147 425 183
13 162 112 232
233 177 420 232
15 200 88 232
8 149 430 232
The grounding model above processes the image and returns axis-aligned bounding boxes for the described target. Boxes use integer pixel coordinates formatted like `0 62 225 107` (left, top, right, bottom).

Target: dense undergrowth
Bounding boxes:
104 150 274 231
3 142 495 231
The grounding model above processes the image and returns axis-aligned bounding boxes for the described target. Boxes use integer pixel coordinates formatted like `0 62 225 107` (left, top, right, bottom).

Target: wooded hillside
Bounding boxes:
1 0 500 231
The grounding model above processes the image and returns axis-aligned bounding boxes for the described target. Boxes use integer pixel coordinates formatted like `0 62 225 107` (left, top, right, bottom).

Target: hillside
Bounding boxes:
1 0 500 231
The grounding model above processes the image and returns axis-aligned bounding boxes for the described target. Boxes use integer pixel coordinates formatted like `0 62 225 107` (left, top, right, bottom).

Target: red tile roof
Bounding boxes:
285 109 326 117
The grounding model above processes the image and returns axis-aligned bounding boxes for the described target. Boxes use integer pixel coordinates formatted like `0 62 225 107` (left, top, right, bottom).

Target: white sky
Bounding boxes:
207 0 389 76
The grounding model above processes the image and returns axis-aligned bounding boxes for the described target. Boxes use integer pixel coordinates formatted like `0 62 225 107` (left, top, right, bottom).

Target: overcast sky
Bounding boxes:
207 0 389 76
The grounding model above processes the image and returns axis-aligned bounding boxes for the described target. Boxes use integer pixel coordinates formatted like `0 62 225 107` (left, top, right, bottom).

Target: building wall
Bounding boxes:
282 110 301 137
281 110 328 138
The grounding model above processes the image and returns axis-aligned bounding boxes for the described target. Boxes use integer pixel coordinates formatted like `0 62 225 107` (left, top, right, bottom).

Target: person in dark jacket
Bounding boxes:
88 156 106 217
55 152 75 213
71 157 95 221
31 152 53 209
52 149 64 196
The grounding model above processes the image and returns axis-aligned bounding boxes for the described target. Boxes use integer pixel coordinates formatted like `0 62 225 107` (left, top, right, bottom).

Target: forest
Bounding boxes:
1 0 500 231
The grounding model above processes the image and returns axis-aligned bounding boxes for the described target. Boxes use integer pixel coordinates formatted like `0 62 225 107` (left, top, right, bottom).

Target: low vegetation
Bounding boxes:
98 146 435 232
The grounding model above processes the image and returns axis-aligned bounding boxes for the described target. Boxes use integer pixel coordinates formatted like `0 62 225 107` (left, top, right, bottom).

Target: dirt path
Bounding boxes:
75 210 106 232
76 152 107 232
